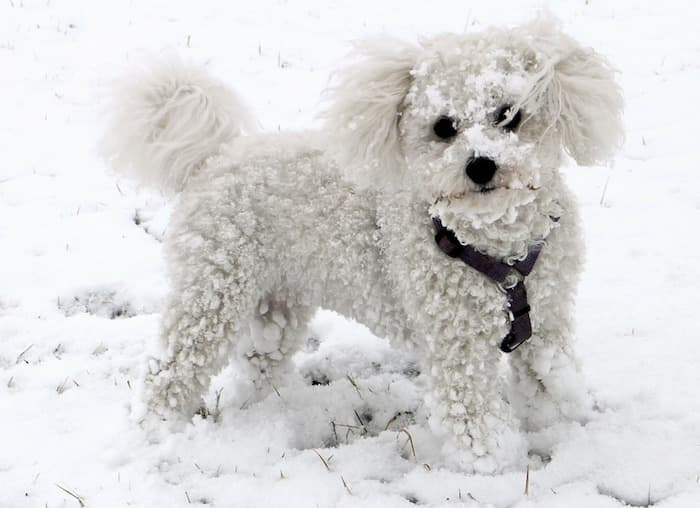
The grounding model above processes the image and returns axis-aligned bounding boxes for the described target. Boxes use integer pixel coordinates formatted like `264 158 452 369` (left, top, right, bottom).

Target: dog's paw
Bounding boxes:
522 386 595 431
135 407 190 444
442 425 528 474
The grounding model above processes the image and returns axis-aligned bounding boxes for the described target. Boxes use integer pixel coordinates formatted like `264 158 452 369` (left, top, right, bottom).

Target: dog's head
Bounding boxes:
324 19 623 220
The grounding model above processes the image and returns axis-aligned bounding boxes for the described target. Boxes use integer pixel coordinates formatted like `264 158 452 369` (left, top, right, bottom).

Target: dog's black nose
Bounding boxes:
465 156 497 185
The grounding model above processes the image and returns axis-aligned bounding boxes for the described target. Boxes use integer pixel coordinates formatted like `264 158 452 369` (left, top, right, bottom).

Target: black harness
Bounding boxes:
432 217 545 353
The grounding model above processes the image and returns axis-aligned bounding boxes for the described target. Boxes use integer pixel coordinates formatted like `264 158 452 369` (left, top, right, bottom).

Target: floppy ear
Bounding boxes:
322 39 419 189
516 19 624 166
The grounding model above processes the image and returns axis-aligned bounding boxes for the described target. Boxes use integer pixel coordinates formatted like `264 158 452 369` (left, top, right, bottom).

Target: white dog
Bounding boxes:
105 19 623 473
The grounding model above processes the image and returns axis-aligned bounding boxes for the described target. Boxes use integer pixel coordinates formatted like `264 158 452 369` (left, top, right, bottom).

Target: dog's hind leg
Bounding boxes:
140 199 312 430
141 263 260 428
139 189 269 428
143 288 311 428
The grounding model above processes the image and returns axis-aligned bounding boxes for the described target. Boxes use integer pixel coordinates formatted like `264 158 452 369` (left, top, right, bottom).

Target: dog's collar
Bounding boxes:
432 217 547 353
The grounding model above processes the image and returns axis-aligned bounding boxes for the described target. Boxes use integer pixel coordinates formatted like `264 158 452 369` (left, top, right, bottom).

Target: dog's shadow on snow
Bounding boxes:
201 310 428 454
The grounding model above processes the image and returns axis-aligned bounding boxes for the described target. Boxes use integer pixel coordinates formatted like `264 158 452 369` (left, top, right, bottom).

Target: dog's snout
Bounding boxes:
465 156 497 185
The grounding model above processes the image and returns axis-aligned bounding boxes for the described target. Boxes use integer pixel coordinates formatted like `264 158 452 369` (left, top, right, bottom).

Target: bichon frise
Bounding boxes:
105 18 623 473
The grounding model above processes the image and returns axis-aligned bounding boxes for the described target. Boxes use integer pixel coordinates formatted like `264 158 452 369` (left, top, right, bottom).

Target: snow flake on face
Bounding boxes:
424 84 448 113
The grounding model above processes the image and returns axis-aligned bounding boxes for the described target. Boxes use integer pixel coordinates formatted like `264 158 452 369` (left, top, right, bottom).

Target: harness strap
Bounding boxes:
432 217 543 353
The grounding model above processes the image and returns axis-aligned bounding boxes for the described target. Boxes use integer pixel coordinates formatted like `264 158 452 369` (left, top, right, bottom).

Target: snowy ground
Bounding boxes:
2 1 700 507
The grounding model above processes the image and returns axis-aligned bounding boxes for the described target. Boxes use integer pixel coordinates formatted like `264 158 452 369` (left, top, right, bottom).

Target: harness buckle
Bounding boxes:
500 311 533 352
496 271 522 292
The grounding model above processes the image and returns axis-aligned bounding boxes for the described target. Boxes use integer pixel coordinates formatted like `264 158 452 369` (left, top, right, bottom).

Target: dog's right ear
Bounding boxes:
514 18 624 166
322 39 419 189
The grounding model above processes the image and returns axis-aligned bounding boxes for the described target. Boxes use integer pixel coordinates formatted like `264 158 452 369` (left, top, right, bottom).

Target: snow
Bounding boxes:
1 1 700 507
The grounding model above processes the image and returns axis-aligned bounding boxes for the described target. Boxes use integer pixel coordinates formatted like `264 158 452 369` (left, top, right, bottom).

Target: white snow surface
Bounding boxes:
1 1 699 507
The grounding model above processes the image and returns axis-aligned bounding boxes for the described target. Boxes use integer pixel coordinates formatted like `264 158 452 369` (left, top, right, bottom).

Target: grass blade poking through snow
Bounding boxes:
398 428 416 459
55 484 85 507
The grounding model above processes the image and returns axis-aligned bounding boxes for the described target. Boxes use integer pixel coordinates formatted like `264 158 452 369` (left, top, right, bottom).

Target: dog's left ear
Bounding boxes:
517 19 624 166
322 39 420 189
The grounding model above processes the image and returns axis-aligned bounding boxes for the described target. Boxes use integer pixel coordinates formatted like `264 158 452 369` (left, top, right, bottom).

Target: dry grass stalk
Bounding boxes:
270 382 281 398
384 413 399 430
55 484 85 507
332 422 361 430
353 410 368 435
341 475 352 495
600 171 612 205
525 464 530 495
213 387 223 422
16 344 33 364
312 449 331 471
398 428 416 459
330 420 339 443
346 375 362 398
56 377 70 394
455 490 480 503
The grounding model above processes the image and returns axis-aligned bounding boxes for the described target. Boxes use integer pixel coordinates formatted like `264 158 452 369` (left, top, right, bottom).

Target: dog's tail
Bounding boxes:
102 58 254 194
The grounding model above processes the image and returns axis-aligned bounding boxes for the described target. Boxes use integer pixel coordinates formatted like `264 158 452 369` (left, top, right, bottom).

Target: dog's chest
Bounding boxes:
378 202 513 348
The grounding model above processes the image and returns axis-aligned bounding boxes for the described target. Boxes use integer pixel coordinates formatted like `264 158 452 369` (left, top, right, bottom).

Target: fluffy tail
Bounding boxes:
103 59 254 194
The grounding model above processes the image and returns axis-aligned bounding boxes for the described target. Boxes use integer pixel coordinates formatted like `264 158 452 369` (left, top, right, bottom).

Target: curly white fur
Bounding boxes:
103 58 255 194
512 18 624 165
105 20 623 473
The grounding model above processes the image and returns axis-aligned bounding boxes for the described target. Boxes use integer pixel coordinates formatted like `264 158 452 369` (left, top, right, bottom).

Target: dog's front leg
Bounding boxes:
508 310 593 432
508 219 594 431
426 328 527 474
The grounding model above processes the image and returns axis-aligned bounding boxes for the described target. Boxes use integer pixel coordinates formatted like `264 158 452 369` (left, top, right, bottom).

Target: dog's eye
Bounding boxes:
433 116 459 140
495 105 522 132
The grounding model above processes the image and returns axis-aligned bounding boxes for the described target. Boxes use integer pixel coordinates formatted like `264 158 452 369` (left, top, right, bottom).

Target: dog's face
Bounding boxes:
325 20 624 222
398 35 557 214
